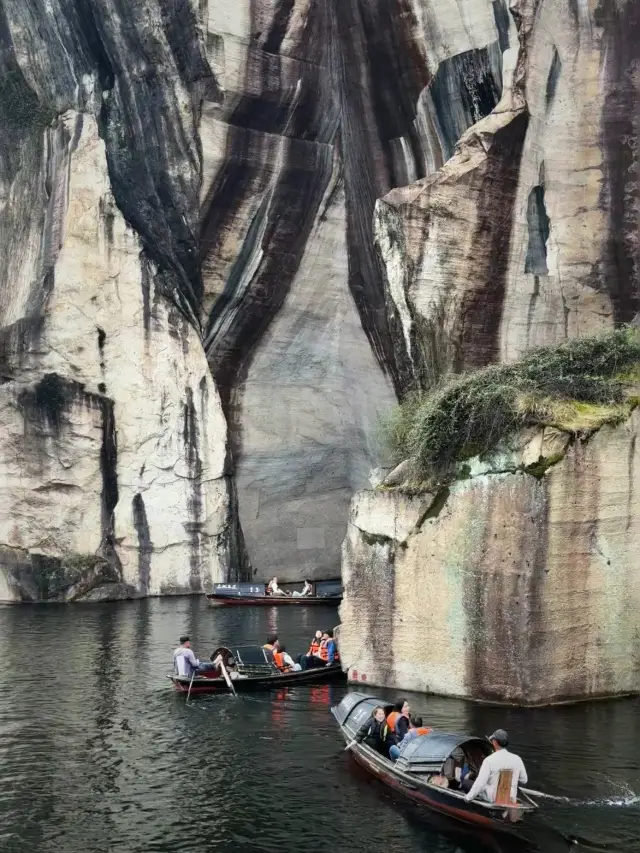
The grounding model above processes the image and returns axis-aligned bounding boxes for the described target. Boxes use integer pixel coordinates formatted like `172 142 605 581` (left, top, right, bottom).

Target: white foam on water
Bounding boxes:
578 781 640 808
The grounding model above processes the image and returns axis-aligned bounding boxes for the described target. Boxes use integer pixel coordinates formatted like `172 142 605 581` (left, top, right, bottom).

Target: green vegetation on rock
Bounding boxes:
384 327 640 482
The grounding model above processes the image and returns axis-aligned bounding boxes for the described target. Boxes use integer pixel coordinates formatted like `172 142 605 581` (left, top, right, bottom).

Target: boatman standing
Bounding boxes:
173 636 200 677
464 729 528 803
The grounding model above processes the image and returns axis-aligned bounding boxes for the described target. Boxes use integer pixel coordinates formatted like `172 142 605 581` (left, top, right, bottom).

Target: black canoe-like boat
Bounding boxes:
206 580 342 606
332 693 539 839
169 644 346 695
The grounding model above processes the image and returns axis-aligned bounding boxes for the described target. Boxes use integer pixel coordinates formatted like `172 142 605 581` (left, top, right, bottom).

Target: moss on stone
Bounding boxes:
382 327 640 484
361 531 393 547
31 552 103 600
524 452 567 478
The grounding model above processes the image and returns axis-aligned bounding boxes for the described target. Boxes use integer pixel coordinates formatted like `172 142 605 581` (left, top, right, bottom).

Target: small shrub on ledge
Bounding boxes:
382 326 640 484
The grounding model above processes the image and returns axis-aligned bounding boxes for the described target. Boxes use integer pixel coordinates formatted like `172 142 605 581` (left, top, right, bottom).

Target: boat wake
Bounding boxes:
577 782 640 808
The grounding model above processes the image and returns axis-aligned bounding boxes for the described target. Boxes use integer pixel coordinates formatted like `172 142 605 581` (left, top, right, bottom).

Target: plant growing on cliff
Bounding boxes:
384 327 640 481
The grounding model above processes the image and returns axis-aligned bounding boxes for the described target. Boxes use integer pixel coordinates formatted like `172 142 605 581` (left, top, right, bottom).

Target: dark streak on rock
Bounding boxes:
203 137 334 411
465 477 550 703
525 178 550 275
333 0 430 396
492 0 511 52
596 0 640 323
222 475 252 582
262 0 295 55
17 373 73 436
183 386 203 591
460 112 529 370
430 44 503 163
545 46 562 108
132 493 153 595
99 393 119 540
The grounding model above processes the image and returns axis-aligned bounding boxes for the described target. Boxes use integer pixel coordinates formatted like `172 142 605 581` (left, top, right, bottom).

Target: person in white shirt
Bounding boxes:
292 579 313 597
464 729 527 804
267 576 286 596
173 636 200 677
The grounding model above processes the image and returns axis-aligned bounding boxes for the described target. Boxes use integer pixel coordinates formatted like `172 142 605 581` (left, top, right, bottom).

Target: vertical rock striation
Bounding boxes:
340 415 640 704
375 0 640 391
200 0 511 578
0 2 245 601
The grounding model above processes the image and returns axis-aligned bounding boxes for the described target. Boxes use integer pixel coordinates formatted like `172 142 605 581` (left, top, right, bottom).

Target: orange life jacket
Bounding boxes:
415 727 432 736
308 639 321 655
273 650 290 672
386 711 400 730
319 639 339 662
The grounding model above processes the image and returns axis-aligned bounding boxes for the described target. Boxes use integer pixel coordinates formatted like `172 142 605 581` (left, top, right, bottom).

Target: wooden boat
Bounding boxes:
332 693 539 840
206 580 342 606
169 644 346 695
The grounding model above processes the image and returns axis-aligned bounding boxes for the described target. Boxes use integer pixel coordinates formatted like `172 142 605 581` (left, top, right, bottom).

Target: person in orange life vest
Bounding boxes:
272 644 301 672
393 699 411 741
298 630 322 669
386 700 404 733
389 715 432 760
263 635 279 651
318 630 339 665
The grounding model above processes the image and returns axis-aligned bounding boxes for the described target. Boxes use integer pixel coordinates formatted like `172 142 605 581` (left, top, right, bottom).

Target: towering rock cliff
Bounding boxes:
339 0 640 702
341 410 640 705
2 0 639 615
0 1 246 601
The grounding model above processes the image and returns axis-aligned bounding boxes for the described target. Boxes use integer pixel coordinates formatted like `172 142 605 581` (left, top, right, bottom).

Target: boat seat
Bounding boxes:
495 769 514 805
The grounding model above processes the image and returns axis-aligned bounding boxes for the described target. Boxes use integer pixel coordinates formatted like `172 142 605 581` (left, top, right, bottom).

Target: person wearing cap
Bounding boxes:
464 729 527 804
173 636 200 677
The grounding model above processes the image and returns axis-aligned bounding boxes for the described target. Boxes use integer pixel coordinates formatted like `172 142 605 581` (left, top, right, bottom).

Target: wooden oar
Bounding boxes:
213 654 237 697
186 670 196 705
344 739 357 752
520 786 571 802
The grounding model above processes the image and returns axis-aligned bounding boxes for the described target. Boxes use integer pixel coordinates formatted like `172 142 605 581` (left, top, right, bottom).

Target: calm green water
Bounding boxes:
0 597 638 853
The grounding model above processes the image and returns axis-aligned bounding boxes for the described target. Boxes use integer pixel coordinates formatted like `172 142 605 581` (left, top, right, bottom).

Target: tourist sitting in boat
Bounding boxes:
173 636 216 676
386 700 404 732
263 635 279 651
393 699 412 741
292 579 313 597
299 629 339 670
388 716 432 760
355 706 397 757
464 729 527 803
298 630 322 667
273 644 302 672
266 576 287 596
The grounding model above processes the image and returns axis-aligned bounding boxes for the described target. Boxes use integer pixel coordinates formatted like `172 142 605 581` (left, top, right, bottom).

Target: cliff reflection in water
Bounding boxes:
0 597 638 853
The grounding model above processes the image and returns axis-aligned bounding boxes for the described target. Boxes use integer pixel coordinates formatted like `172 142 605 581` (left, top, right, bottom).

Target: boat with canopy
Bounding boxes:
332 693 540 839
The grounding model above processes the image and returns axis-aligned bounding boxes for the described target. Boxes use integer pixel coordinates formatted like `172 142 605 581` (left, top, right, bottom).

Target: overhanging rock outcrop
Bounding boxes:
339 412 640 704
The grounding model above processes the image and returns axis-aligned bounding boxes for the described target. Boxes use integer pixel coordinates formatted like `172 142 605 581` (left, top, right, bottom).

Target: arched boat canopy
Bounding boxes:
333 693 383 727
396 732 493 773
334 692 493 773
211 644 277 675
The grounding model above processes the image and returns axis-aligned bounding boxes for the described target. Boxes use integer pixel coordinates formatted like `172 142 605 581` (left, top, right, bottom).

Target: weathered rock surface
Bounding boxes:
200 0 512 578
340 412 640 704
0 3 246 601
376 0 640 389
3 0 640 601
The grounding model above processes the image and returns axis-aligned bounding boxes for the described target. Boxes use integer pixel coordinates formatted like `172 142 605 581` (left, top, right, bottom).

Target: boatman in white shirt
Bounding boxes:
173 636 201 677
464 729 527 804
